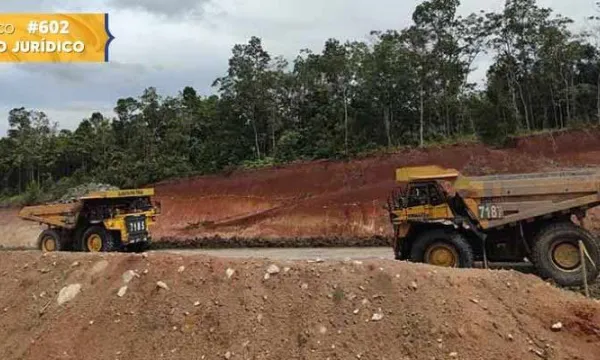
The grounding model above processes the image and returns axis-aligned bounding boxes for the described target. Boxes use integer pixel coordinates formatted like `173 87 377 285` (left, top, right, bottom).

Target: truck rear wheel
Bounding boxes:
532 222 600 287
37 229 62 252
79 226 116 252
410 229 474 268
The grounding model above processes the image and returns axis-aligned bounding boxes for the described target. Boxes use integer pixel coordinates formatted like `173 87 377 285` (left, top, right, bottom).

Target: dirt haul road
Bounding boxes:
1 251 599 360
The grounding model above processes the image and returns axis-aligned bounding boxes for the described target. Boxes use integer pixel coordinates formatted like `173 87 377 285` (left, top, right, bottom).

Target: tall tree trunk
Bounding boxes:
514 80 530 131
419 84 425 148
596 72 600 124
506 72 520 128
561 69 571 124
383 105 392 148
571 74 577 121
550 85 558 129
343 87 349 156
252 119 260 160
558 101 564 129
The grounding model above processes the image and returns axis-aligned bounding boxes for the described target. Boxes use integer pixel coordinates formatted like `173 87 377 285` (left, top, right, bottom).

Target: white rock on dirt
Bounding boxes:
178 266 185 273
266 264 280 275
225 268 235 279
410 281 418 290
224 351 232 359
117 286 128 298
90 260 109 276
371 309 384 321
57 284 82 305
157 281 169 290
122 270 139 284
551 322 563 331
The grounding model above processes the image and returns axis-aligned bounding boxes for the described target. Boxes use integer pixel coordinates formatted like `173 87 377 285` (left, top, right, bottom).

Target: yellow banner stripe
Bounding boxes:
0 13 114 63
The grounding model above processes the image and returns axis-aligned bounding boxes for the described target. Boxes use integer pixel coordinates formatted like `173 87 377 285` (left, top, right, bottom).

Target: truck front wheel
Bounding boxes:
409 229 474 268
532 222 600 287
79 226 116 252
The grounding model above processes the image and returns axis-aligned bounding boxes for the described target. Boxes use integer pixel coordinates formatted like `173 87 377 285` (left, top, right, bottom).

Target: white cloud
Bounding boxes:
0 0 596 136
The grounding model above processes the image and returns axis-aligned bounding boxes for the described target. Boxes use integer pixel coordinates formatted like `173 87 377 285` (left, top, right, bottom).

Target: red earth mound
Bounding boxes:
151 128 600 243
0 251 599 360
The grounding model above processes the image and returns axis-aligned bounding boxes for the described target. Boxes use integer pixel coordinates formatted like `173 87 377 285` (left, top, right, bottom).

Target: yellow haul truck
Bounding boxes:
387 166 600 286
18 188 160 253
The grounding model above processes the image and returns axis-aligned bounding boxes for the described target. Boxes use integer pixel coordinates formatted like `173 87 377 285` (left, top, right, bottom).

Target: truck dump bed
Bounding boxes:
396 166 600 230
455 168 600 229
18 202 82 229
18 188 156 230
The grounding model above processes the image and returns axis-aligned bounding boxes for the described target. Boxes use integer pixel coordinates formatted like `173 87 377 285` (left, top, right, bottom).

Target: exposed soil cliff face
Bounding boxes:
151 129 600 243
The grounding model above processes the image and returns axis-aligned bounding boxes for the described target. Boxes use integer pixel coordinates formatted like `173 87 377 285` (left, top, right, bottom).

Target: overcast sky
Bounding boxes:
0 0 597 135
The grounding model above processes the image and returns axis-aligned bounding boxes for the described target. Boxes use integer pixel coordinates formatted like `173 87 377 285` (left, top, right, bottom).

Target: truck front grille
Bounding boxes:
126 215 147 234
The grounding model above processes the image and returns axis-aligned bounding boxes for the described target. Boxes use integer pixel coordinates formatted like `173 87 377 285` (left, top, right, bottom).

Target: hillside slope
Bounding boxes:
151 129 600 245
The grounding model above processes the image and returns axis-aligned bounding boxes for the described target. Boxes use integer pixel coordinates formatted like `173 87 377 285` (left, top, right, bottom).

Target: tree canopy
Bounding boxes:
2 0 600 201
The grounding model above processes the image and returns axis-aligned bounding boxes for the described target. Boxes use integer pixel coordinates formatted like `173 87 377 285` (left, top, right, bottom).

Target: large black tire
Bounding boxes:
37 229 62 252
409 229 474 268
532 222 600 287
78 226 116 253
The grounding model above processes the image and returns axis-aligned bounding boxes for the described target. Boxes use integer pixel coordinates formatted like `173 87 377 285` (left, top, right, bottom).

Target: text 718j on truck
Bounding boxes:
387 165 600 287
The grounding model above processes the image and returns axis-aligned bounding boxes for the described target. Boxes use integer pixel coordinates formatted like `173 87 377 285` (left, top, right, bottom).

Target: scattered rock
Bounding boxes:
371 309 384 321
90 260 109 276
178 266 185 273
507 334 514 341
117 286 128 298
57 284 82 306
283 267 291 273
449 352 458 358
266 264 280 275
122 270 139 284
551 322 563 331
224 351 231 359
263 273 270 280
156 281 169 291
71 261 80 268
194 301 200 307
410 281 418 290
470 299 479 304
301 283 309 290
225 268 235 279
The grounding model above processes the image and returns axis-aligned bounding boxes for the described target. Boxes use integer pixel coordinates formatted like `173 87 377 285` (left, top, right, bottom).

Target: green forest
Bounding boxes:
2 0 600 204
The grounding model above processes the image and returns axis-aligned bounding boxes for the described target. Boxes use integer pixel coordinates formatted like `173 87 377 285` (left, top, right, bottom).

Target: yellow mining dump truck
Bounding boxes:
387 165 600 286
18 188 160 253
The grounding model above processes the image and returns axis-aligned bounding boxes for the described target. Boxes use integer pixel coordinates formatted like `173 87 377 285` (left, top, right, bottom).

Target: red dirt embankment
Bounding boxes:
152 128 600 244
0 251 599 360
